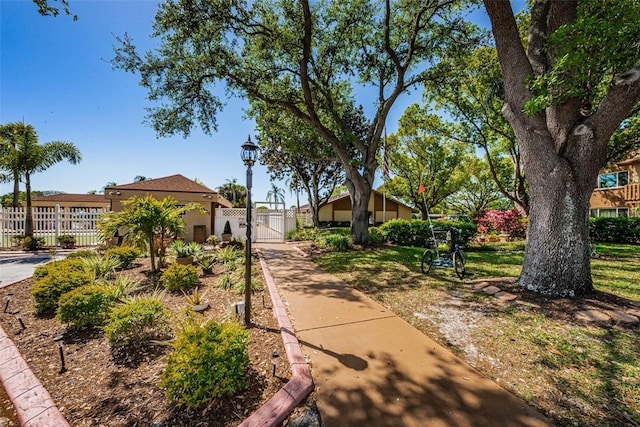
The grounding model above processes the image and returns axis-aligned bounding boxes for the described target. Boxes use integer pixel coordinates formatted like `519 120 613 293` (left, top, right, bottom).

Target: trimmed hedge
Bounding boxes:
589 217 640 244
379 219 477 247
31 260 92 315
56 284 116 328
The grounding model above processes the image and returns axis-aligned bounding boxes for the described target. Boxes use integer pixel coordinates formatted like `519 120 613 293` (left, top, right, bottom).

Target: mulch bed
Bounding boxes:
0 256 291 426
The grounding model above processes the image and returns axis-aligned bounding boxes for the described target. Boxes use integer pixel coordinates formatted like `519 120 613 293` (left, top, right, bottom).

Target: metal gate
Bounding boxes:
215 206 297 243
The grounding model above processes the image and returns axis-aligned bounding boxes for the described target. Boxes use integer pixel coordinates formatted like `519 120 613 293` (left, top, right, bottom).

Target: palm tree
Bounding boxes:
0 122 81 235
98 195 205 272
266 183 285 209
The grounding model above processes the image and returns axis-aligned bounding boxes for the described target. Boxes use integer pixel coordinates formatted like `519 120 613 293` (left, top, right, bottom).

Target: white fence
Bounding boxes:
0 206 105 248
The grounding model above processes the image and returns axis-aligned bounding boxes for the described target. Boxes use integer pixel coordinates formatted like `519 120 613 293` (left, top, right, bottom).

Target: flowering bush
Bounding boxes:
476 209 527 239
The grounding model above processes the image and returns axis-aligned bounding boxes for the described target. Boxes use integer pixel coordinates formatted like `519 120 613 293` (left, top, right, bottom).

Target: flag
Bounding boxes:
382 131 389 179
418 183 425 195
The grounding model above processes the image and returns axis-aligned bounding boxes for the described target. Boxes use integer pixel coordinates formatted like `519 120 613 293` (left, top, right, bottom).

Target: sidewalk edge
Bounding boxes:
239 249 314 427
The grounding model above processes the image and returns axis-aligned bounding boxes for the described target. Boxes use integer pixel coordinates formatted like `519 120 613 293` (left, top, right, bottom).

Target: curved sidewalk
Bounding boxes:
255 243 551 427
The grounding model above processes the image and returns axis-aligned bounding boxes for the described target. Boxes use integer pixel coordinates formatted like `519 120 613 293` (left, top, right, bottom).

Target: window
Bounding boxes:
590 208 629 218
597 171 629 188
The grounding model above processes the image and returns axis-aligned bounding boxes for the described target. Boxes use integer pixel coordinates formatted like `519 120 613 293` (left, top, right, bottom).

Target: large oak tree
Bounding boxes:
484 0 640 296
112 0 480 244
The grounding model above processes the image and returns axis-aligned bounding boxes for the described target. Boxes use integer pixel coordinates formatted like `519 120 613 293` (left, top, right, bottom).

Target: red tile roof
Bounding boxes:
107 174 216 193
31 193 108 203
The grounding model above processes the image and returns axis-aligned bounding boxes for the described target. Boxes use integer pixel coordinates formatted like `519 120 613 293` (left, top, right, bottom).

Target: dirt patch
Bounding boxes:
0 256 292 426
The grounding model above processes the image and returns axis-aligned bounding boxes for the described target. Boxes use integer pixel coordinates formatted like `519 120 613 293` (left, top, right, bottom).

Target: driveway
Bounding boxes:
0 254 56 288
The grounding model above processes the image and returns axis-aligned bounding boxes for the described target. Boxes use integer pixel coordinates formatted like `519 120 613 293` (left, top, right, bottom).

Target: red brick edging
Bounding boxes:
0 325 70 427
239 249 315 427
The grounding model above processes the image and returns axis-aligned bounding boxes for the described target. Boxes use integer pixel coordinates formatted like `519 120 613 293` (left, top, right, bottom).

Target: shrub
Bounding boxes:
476 209 527 239
379 219 477 247
286 227 318 241
160 319 250 408
316 234 351 251
20 236 46 251
170 241 203 258
161 263 199 292
216 246 242 263
104 246 139 268
206 234 219 246
56 284 116 328
368 226 386 245
223 220 232 235
589 217 640 243
56 234 76 248
31 261 92 315
66 250 98 259
104 294 171 347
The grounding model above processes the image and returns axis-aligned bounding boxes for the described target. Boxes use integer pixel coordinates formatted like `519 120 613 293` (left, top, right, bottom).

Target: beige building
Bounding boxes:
589 155 640 217
27 193 110 213
105 175 232 242
300 190 415 225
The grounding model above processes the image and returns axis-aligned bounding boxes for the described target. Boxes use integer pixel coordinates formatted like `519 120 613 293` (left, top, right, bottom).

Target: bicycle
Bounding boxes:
421 228 467 279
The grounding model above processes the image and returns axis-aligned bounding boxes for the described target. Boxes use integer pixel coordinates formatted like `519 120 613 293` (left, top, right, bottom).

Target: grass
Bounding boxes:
312 241 640 426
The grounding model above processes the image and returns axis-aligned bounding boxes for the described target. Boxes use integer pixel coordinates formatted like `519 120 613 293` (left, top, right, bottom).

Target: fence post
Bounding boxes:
55 204 61 241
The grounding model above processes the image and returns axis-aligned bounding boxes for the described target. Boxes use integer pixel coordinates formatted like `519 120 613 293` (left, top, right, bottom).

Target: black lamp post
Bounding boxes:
241 135 258 326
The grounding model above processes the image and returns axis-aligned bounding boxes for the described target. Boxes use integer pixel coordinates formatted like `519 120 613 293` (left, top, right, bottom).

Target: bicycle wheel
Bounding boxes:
453 250 465 279
421 249 433 274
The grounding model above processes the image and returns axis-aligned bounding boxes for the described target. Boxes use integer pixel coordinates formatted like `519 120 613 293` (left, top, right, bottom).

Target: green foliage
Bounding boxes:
232 275 262 296
56 234 76 247
100 276 142 300
216 246 242 263
316 234 352 251
104 295 171 347
206 234 219 246
19 236 46 250
379 219 476 247
196 254 216 273
82 256 123 280
160 318 250 408
286 227 318 241
31 260 92 315
170 240 204 258
589 217 640 244
65 249 98 259
161 263 199 292
223 220 232 235
104 246 139 268
368 227 385 245
97 195 206 272
56 284 116 328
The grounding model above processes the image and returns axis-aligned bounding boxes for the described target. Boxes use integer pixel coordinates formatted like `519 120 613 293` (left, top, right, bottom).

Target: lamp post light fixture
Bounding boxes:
241 135 258 326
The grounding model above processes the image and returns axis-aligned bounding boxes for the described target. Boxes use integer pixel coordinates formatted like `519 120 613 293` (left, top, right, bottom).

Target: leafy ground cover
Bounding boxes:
308 241 640 427
0 252 294 426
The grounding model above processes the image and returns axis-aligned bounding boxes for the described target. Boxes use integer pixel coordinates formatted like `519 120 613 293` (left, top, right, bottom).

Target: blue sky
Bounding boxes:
0 0 504 207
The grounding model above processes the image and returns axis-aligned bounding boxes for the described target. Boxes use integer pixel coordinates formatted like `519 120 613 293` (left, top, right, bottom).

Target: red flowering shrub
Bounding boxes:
476 209 527 239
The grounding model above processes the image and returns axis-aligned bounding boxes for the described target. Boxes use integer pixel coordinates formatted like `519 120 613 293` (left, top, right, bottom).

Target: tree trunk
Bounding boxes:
518 159 593 296
12 174 20 208
346 176 372 245
24 174 33 237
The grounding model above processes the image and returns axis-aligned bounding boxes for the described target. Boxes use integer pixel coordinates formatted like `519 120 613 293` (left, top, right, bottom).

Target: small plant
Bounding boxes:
160 318 250 408
82 256 123 280
223 220 232 235
217 273 236 290
182 287 208 306
104 293 171 347
100 276 142 300
56 284 116 328
196 255 216 274
216 246 242 263
161 263 200 292
232 275 262 295
56 234 76 249
104 246 139 269
206 234 219 246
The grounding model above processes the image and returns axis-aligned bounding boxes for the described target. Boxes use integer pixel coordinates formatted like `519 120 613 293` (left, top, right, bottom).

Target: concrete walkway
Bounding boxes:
256 243 551 427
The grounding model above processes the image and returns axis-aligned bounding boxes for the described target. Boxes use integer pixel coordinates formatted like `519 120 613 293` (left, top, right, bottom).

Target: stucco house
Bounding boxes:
299 189 415 225
105 174 233 242
589 154 640 217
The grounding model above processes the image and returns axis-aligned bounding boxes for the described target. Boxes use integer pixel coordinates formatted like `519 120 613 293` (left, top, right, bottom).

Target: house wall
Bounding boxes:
26 200 110 212
106 190 220 241
589 162 640 216
317 192 414 224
